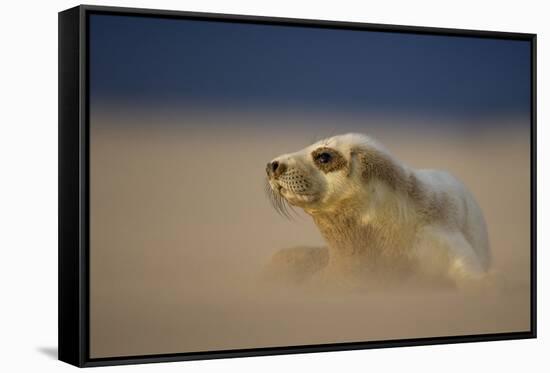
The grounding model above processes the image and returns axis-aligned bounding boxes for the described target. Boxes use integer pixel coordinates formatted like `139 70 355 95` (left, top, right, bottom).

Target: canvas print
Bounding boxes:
88 13 532 358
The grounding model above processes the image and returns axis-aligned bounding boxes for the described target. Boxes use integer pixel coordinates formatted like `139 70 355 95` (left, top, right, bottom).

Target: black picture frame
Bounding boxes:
58 4 537 368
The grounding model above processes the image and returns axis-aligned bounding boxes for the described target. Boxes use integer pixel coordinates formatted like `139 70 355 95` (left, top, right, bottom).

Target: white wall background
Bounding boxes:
0 0 546 371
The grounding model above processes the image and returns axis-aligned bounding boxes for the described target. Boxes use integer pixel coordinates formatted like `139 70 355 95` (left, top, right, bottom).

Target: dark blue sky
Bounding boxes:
89 14 531 120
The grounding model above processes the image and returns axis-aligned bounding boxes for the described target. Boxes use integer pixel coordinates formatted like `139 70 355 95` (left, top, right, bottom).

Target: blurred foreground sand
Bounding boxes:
89 115 531 358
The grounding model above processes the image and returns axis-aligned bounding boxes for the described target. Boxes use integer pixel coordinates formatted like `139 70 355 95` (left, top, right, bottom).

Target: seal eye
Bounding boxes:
317 152 332 164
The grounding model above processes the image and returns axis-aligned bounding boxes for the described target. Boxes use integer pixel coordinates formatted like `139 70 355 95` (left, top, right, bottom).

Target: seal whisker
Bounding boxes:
264 178 295 219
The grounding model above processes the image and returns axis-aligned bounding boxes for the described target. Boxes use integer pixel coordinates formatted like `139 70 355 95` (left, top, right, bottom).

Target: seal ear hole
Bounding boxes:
351 148 405 190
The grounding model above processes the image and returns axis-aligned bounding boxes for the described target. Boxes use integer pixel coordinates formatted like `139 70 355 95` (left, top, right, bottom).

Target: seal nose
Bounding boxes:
266 160 286 179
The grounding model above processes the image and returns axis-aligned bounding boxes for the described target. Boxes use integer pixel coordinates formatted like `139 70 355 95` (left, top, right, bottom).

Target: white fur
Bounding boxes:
269 133 491 283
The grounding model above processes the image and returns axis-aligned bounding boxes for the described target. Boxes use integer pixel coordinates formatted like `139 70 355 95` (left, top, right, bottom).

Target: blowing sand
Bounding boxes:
89 114 531 358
